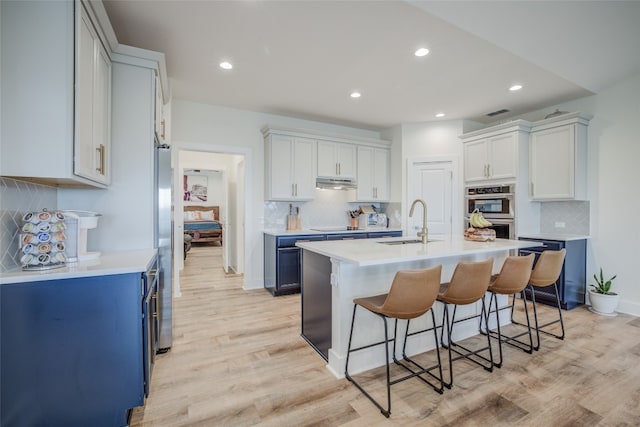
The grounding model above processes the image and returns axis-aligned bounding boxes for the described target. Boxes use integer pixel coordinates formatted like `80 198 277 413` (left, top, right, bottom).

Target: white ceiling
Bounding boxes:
102 0 640 131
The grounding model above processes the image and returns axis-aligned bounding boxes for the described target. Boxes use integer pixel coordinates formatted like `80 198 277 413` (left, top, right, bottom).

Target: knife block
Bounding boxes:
286 214 300 230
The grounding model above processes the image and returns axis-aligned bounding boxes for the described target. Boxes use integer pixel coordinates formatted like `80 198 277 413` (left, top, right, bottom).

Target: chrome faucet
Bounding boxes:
409 199 428 244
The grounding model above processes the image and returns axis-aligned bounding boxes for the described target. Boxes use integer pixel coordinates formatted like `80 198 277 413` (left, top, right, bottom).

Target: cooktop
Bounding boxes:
309 227 359 232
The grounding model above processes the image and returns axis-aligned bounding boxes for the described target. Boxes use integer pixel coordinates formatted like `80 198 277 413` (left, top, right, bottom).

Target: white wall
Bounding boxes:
171 100 382 290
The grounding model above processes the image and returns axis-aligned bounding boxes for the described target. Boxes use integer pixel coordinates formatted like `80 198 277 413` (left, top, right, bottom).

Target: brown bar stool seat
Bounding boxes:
481 253 536 367
515 249 567 350
345 265 444 418
437 258 494 388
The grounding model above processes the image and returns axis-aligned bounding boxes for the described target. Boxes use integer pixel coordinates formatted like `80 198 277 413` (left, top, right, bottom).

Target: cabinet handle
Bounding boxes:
530 182 534 195
294 183 298 196
336 163 338 175
96 144 105 175
487 164 490 177
152 294 158 317
338 163 341 175
161 119 166 139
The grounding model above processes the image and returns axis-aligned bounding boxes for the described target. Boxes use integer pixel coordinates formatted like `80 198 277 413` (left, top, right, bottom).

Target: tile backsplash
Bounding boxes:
539 201 590 235
263 189 397 230
0 178 58 271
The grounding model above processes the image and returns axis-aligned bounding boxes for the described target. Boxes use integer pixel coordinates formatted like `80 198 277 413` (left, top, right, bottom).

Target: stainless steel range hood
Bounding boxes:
316 177 357 190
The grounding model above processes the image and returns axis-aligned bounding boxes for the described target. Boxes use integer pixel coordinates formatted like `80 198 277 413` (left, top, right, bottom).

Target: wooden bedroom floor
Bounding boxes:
130 246 640 426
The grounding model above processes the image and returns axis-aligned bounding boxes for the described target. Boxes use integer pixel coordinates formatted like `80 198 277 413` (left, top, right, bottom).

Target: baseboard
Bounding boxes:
243 278 264 291
616 299 640 317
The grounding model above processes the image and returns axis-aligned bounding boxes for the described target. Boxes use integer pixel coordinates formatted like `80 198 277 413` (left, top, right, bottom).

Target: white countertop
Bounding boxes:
263 228 402 236
297 235 541 267
518 233 590 241
0 248 157 285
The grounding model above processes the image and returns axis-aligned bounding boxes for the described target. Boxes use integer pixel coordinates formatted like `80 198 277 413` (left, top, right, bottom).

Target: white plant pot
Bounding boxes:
588 290 619 316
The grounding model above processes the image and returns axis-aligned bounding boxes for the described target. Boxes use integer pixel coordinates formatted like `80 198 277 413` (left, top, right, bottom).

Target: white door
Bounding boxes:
408 160 454 236
236 159 245 274
221 170 230 274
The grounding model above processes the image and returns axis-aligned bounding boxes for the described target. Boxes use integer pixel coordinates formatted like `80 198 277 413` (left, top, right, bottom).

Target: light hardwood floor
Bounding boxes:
130 245 640 426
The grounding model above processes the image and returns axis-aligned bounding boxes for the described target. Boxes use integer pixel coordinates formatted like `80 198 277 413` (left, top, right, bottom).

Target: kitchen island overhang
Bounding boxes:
297 236 542 378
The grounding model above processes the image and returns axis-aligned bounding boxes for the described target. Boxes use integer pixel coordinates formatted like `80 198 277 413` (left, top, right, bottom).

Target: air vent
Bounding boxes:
486 108 510 117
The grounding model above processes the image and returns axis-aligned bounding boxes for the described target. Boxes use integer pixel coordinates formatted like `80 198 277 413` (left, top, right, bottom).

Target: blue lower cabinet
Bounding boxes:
518 237 587 310
366 230 402 238
264 234 327 296
1 273 144 427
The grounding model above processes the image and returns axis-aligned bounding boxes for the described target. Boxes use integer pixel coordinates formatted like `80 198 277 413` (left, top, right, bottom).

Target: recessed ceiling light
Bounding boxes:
435 113 445 118
414 47 430 57
350 92 361 98
219 61 233 70
509 84 523 91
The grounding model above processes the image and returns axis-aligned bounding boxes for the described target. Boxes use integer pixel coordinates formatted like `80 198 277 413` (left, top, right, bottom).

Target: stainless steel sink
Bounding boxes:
378 238 440 245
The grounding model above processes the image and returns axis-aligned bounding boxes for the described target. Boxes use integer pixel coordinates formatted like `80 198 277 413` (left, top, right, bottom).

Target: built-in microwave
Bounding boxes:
465 184 515 219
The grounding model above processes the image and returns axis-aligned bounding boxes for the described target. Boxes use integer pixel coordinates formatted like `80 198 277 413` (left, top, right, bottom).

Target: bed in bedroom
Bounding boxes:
183 205 223 244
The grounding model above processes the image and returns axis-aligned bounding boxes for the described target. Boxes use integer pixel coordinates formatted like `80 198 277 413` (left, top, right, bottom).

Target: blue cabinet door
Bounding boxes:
1 273 144 426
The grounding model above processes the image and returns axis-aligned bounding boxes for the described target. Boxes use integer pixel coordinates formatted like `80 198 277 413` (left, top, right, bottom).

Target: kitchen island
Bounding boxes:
297 236 540 377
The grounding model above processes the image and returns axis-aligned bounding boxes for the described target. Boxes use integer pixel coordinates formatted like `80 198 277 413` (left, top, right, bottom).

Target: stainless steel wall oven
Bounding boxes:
465 184 515 239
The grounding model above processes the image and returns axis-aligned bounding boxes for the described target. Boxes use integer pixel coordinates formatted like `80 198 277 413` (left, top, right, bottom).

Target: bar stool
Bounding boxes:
437 258 494 389
481 254 536 367
345 265 443 418
518 249 567 350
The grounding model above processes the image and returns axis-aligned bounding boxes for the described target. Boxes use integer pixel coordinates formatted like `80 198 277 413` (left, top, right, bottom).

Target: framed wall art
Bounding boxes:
183 174 208 202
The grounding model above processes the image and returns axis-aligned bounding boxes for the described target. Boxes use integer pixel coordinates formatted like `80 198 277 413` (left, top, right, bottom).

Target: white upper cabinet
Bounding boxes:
154 73 167 144
0 1 112 187
74 4 111 185
356 146 390 201
461 121 531 185
263 127 391 202
463 133 517 183
529 113 592 201
317 141 356 179
265 134 317 201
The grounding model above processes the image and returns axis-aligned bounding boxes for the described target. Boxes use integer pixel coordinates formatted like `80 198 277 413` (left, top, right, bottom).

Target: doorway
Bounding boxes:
407 157 460 236
172 144 249 297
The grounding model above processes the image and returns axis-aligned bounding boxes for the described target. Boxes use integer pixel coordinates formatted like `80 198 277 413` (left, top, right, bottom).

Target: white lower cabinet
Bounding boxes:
0 0 111 187
265 134 317 201
356 146 390 201
529 113 592 200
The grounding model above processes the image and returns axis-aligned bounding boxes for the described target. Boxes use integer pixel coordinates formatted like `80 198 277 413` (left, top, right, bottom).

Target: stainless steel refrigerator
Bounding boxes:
155 140 173 351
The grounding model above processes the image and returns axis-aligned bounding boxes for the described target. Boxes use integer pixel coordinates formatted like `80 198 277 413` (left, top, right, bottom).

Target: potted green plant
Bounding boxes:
588 268 619 315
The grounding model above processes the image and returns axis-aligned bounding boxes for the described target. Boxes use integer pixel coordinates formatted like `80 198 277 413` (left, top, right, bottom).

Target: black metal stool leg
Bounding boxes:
345 306 393 417
395 313 445 394
500 291 536 353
